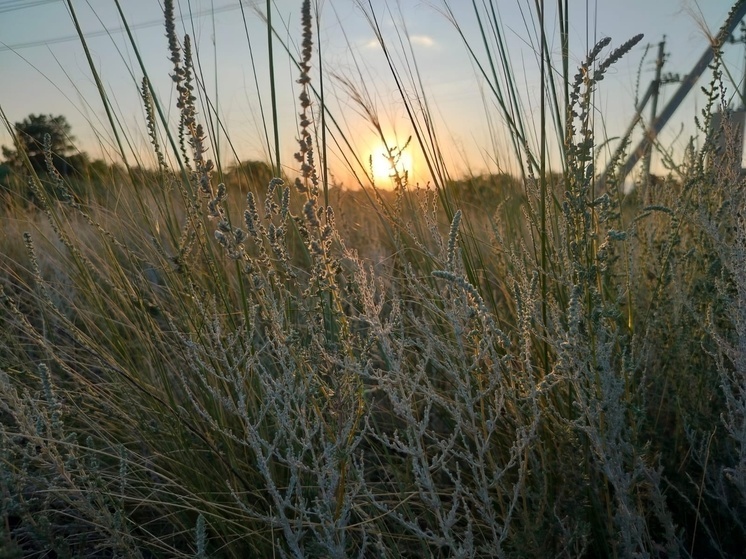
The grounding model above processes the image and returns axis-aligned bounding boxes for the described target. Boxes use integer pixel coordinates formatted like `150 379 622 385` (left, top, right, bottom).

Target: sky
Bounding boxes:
0 0 744 187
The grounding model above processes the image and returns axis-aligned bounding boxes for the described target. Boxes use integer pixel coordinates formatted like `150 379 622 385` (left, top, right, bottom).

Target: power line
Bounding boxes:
0 18 164 52
0 0 60 15
0 2 256 53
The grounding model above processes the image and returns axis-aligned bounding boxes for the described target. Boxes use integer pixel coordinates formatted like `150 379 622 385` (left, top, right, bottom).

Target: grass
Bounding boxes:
1 0 746 557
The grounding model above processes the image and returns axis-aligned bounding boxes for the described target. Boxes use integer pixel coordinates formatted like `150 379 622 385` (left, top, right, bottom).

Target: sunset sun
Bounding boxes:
370 142 413 184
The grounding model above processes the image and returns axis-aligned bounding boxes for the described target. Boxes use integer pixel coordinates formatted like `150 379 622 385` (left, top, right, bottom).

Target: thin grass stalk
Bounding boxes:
3 211 257 506
359 1 449 197
111 0 192 194
539 4 568 172
183 1 223 180
314 0 329 208
559 0 569 147
445 0 550 288
237 1 273 164
212 2 220 170
171 5 259 329
266 0 282 177
536 0 549 376
63 0 130 177
459 0 534 177
356 1 506 320
259 8 384 194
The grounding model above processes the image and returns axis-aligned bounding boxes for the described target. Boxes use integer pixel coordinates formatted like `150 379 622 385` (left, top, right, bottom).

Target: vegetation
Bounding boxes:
1 0 746 557
2 114 86 175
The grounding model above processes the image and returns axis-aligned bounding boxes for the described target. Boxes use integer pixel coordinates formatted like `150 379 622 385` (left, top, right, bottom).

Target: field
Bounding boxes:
1 1 746 557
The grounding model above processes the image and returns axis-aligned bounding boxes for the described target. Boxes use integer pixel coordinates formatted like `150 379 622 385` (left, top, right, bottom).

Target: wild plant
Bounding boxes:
2 0 746 557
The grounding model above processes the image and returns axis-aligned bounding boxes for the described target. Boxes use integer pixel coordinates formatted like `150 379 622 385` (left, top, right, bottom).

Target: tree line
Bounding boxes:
0 113 278 203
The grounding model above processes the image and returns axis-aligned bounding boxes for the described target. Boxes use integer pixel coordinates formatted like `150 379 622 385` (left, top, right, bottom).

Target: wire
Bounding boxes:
0 1 258 52
0 0 60 15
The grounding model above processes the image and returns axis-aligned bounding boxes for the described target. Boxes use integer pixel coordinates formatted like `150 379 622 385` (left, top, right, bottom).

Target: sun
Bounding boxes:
370 143 413 184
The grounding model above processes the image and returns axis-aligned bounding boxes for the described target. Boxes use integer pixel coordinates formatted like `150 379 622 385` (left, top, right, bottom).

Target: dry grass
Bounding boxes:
1 0 746 557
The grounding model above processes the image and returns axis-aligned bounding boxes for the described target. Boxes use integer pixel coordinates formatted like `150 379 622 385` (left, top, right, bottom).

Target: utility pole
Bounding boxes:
717 21 746 176
642 38 666 189
727 21 746 109
642 38 680 191
597 0 746 191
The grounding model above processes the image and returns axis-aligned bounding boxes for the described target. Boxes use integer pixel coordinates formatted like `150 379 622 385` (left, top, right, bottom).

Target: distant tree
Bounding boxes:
1 114 82 175
226 160 276 193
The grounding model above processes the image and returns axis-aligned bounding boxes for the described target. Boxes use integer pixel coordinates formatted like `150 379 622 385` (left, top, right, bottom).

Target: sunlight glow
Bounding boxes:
370 144 413 185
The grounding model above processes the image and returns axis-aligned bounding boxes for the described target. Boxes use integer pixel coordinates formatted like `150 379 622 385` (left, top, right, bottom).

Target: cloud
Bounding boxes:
410 35 435 47
363 34 435 50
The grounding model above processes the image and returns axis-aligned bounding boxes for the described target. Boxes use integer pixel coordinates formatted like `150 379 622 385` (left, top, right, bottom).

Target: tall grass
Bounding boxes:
1 0 746 557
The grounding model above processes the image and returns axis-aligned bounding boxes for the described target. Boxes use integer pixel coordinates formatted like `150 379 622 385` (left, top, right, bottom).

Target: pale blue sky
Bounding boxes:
0 0 743 185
